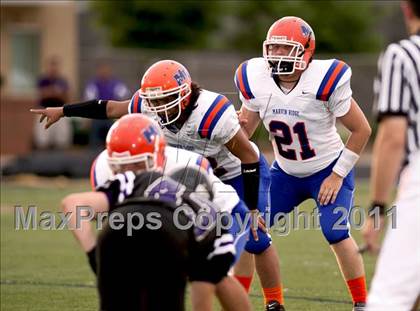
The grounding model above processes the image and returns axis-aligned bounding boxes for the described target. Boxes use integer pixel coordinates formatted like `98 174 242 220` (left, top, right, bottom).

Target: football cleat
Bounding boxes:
352 302 366 311
266 300 286 311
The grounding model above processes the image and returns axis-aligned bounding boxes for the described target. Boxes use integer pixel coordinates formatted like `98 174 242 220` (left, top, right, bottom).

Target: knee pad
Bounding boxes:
319 187 353 245
244 230 272 254
321 223 350 245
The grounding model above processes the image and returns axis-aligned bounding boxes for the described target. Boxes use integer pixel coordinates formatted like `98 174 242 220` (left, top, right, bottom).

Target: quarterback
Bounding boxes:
236 17 372 311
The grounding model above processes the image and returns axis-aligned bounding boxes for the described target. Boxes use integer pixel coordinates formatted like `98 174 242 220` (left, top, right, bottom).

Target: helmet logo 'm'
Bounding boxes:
143 125 158 143
173 69 188 86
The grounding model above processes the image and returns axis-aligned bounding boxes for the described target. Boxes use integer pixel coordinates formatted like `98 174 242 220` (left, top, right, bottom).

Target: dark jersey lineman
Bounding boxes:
96 169 235 311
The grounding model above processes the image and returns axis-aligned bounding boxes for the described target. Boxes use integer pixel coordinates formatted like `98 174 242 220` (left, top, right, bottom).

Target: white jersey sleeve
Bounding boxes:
90 150 114 190
211 104 240 145
234 59 261 112
127 90 143 114
164 146 240 213
327 66 352 117
197 93 240 145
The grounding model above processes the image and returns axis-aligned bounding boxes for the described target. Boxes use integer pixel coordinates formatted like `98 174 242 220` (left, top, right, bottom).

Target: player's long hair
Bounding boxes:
167 82 201 130
183 81 201 116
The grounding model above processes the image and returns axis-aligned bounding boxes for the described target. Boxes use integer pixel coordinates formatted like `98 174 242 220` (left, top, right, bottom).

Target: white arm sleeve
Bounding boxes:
240 94 259 112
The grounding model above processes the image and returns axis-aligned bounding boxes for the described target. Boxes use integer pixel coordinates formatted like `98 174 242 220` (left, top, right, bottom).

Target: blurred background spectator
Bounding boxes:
83 62 129 149
33 56 72 150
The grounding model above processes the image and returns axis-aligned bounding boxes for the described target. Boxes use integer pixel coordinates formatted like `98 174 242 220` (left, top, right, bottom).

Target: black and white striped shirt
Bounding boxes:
374 32 420 165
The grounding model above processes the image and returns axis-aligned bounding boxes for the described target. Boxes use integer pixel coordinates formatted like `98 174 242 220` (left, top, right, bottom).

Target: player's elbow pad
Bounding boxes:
241 161 260 210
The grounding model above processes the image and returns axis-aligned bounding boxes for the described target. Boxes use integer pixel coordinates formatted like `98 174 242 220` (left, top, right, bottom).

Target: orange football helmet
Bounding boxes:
106 114 166 172
263 16 315 75
139 60 192 125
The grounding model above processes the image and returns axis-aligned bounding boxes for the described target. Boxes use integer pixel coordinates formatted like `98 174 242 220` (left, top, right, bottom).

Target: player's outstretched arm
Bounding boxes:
30 99 130 129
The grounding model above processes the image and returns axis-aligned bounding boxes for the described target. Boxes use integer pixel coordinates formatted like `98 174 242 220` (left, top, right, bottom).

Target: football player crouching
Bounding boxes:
32 59 284 310
61 114 252 311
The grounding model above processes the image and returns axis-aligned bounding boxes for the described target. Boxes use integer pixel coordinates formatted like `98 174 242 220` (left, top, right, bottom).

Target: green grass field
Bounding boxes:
1 177 378 311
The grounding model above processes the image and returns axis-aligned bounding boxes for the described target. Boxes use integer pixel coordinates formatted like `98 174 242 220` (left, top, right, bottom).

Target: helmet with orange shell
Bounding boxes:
263 16 315 75
106 114 166 172
139 60 192 126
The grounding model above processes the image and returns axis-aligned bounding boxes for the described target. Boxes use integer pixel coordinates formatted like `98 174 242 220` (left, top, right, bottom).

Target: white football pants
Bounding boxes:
367 152 420 311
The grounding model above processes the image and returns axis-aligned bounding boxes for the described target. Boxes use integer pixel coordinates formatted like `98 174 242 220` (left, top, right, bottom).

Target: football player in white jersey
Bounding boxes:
31 60 284 310
62 114 253 311
236 17 372 311
91 143 243 224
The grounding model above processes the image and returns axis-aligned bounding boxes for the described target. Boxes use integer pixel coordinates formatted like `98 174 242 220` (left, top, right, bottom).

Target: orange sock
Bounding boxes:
346 276 367 303
263 285 284 305
235 275 253 293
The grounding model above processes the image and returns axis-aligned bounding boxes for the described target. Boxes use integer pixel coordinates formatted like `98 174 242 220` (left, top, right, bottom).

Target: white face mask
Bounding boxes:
108 152 157 173
263 37 307 75
140 83 191 125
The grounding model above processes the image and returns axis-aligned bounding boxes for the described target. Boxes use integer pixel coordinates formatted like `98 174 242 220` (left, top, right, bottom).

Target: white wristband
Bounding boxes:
332 148 360 178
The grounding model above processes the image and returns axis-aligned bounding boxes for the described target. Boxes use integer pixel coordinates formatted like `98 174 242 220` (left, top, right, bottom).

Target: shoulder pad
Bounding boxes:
234 60 259 100
315 59 351 101
128 90 142 114
198 93 233 139
90 150 113 190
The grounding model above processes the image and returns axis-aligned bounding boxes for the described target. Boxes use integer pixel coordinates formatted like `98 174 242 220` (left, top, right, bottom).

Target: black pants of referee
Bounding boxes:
97 202 191 311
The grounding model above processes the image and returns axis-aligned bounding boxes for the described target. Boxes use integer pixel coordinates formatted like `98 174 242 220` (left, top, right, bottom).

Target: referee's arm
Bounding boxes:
371 44 410 207
362 45 409 254
370 117 407 205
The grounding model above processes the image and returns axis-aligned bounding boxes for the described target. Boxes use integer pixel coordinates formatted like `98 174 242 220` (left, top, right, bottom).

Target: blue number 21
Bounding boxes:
269 120 316 161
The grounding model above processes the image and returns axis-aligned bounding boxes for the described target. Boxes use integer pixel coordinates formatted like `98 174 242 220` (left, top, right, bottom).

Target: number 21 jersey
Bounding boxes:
236 57 352 177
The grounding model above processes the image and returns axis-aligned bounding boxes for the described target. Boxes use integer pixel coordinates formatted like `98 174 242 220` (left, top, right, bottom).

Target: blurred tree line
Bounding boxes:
92 0 388 53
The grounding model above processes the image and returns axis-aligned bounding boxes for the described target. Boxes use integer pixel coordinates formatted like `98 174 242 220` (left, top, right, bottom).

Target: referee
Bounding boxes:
363 1 420 310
